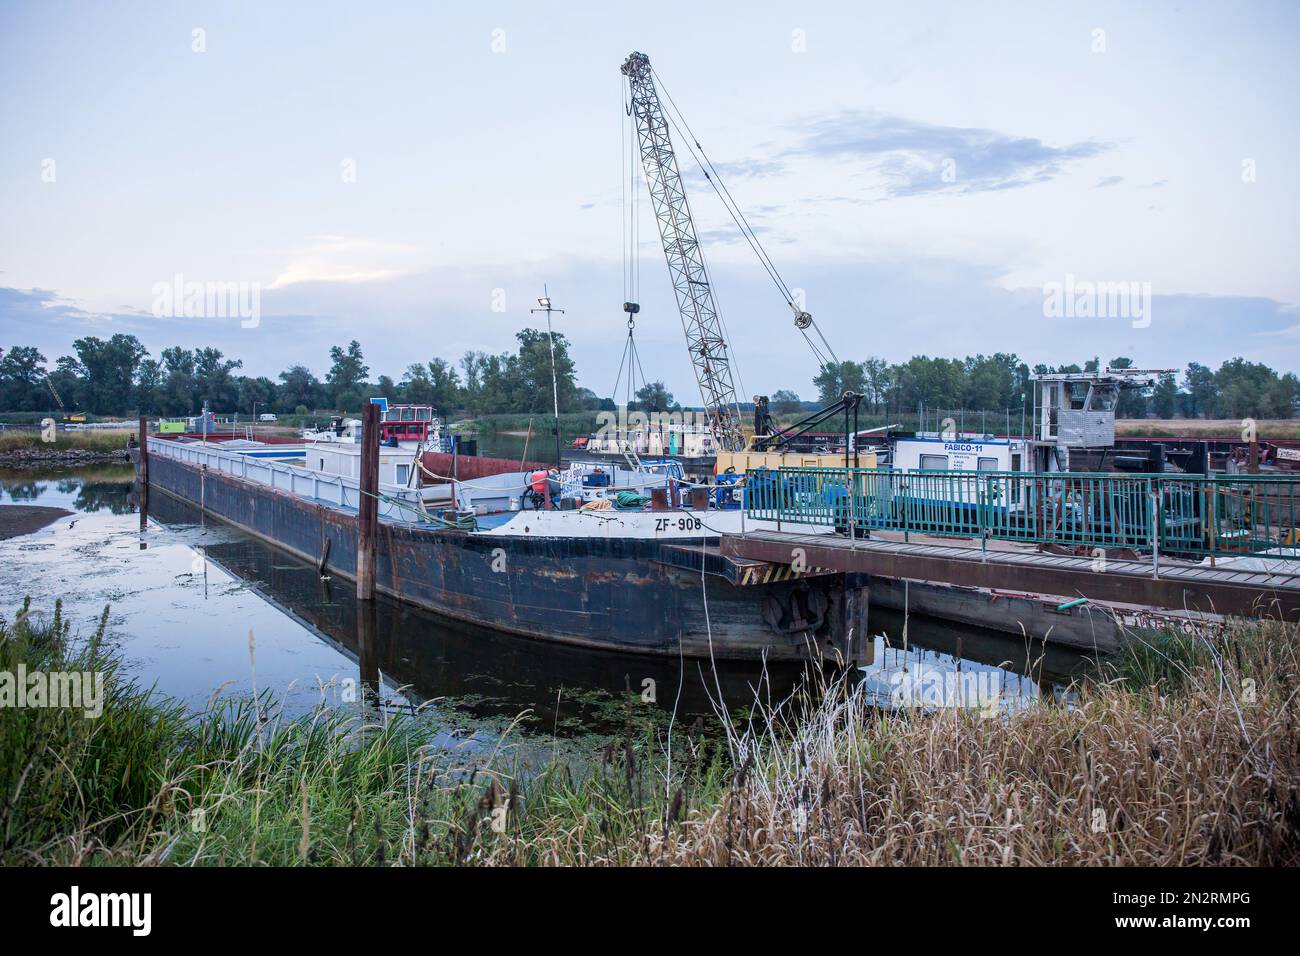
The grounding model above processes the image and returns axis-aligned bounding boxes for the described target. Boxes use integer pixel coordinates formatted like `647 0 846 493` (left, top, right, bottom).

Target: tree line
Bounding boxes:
811 354 1300 420
0 331 682 419
4 334 1296 422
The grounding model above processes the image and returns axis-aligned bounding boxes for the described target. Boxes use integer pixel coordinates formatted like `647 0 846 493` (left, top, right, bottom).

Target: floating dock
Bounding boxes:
726 465 1300 650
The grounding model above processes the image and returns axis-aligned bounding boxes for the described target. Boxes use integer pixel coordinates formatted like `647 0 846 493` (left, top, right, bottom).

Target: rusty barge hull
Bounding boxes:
143 451 869 662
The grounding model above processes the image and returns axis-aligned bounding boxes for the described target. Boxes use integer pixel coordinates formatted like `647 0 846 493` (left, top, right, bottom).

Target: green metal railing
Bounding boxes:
745 467 1300 561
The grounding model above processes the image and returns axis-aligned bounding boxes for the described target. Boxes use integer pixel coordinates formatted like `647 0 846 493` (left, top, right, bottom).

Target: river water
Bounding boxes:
0 466 1092 746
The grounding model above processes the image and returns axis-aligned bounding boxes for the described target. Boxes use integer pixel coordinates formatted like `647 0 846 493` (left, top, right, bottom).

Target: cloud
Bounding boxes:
0 284 335 365
268 235 428 290
0 286 95 325
695 223 772 247
655 113 1106 206
7 265 1300 404
787 110 1110 197
269 267 402 289
681 158 786 188
1095 175 1124 188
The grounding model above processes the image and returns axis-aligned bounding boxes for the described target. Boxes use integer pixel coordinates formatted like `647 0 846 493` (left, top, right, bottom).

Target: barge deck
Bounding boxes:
136 435 872 664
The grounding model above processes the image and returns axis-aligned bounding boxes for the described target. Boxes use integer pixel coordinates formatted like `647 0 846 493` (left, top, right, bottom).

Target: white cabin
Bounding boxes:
303 443 421 489
891 434 1032 474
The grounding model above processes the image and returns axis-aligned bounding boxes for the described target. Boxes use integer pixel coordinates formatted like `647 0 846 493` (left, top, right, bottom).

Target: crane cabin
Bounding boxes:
1030 367 1166 471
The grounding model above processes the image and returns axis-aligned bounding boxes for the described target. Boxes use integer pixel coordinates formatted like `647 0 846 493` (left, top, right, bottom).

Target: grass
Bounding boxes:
3 598 1297 866
1 597 713 866
0 428 134 454
627 619 1298 867
1117 418 1300 440
0 598 189 860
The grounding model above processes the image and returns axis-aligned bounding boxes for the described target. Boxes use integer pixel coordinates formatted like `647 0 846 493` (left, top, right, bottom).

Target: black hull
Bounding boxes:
141 452 869 663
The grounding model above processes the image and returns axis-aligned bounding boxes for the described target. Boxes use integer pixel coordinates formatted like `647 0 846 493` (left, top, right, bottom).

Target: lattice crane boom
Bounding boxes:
621 51 745 452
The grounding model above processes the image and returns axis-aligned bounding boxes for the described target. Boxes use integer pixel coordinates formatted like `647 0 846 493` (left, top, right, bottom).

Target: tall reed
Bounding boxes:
5 597 1296 866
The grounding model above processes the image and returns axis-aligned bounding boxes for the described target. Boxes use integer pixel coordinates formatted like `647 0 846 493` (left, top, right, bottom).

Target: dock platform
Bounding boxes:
721 530 1300 620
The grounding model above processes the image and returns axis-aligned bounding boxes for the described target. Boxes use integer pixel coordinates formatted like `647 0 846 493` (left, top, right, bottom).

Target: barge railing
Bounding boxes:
144 435 424 521
745 467 1300 563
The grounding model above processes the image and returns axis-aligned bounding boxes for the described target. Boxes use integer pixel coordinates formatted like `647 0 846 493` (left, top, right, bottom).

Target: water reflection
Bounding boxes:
1 468 1095 738
858 635 1071 716
869 605 1090 689
151 485 802 731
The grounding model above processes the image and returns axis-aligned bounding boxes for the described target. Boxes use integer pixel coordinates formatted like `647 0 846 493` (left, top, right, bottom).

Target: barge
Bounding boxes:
134 432 872 664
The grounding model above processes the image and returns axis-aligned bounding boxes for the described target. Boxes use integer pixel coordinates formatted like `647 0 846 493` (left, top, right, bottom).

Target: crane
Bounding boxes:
621 51 745 451
44 371 70 422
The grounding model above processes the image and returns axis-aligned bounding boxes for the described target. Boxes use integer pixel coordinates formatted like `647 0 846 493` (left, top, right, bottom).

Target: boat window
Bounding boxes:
395 464 409 485
1089 384 1119 412
1068 382 1090 409
977 457 999 471
919 454 948 470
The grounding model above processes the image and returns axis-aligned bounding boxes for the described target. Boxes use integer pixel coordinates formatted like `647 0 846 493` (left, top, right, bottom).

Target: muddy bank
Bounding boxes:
0 447 130 469
0 504 72 540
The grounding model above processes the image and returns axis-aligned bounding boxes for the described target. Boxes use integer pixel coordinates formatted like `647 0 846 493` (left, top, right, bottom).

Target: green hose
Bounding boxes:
377 492 477 530
615 491 650 509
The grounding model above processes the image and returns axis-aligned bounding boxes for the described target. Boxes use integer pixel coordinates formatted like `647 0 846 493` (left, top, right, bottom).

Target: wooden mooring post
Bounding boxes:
137 414 149 531
356 403 380 601
356 598 380 707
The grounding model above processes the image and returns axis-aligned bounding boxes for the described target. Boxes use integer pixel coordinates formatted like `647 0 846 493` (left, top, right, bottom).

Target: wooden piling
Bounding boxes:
840 586 870 665
357 403 380 601
356 598 380 707
137 414 149 530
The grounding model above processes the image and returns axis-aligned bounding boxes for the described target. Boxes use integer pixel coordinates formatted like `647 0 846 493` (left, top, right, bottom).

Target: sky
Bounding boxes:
1 0 1298 406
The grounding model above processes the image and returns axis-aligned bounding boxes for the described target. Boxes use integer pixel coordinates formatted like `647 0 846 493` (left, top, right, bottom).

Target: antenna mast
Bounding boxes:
531 286 565 467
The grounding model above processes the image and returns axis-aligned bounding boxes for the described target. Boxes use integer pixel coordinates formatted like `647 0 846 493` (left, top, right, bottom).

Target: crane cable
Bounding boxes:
621 75 628 307
653 68 840 370
615 78 649 407
609 314 649 407
628 84 641 307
